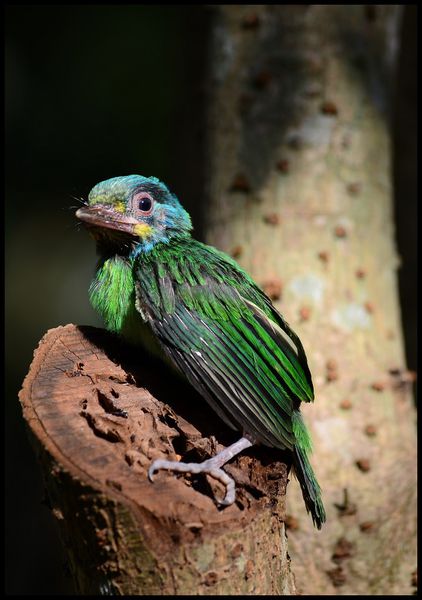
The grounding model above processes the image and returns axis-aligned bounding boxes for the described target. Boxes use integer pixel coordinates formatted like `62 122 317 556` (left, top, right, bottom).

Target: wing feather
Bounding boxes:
151 305 295 449
242 300 314 401
134 239 315 448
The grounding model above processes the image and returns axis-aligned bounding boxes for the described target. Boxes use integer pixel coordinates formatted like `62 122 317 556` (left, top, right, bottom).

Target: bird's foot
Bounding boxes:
148 436 253 506
148 457 236 505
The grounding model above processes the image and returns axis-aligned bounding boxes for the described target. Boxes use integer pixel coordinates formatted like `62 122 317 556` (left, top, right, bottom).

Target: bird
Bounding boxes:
76 174 326 529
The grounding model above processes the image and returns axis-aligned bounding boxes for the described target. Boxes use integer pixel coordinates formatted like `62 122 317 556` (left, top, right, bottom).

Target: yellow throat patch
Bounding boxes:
134 223 152 238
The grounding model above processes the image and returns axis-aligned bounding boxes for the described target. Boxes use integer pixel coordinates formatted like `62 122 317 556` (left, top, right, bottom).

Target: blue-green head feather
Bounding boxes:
78 174 192 256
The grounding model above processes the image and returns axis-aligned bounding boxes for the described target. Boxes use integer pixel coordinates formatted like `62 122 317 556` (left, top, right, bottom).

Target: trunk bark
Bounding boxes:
204 5 416 595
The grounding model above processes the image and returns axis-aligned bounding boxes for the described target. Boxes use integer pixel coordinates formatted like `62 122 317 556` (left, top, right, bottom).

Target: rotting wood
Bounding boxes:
19 324 296 595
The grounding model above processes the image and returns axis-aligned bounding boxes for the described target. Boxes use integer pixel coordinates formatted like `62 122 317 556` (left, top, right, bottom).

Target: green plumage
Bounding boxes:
80 174 326 528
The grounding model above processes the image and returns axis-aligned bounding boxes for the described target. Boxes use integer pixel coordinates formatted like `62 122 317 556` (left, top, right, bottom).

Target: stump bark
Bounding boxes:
19 324 296 595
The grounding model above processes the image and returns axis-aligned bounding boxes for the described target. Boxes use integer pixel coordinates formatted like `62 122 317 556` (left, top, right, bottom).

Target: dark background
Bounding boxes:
5 5 416 594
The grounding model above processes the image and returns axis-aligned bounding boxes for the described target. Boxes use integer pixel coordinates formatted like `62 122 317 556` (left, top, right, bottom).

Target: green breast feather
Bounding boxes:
89 256 135 332
89 255 167 356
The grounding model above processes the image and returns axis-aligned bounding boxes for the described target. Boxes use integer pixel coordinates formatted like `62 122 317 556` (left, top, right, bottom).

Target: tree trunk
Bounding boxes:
19 324 295 595
204 5 416 595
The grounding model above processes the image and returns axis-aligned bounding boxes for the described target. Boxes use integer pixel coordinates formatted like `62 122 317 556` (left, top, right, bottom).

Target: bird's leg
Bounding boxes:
148 436 254 506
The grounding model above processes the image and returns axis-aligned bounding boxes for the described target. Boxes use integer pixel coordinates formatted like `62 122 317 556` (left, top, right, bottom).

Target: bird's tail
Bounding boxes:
291 412 326 529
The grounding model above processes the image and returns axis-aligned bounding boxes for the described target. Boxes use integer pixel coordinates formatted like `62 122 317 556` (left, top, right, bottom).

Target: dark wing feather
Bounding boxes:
242 299 314 402
152 305 295 449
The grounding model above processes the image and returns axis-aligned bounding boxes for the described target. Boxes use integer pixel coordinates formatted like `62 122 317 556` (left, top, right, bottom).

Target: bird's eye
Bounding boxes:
139 197 152 211
133 192 154 215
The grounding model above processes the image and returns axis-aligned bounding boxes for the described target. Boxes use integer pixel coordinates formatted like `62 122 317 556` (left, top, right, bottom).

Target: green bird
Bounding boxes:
76 174 326 529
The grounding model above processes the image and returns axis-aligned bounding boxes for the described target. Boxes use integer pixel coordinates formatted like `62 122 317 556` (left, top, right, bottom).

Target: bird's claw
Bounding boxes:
148 458 236 506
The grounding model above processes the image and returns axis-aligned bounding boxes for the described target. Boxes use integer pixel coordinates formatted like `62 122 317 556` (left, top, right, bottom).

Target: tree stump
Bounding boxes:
19 324 296 595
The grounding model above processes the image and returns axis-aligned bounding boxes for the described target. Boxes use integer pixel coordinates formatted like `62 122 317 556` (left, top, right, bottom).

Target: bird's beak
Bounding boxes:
76 205 138 235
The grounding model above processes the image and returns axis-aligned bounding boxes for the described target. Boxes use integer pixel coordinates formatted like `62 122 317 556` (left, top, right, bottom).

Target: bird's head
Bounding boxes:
76 174 192 257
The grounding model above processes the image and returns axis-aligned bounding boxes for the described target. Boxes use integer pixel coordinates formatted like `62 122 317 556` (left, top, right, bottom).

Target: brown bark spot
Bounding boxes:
262 278 282 300
326 359 339 381
364 301 375 313
263 212 281 226
318 250 329 263
371 381 385 392
276 159 289 173
231 245 243 259
359 521 375 533
230 174 251 193
241 13 260 29
355 268 366 279
326 370 338 382
334 225 347 238
364 424 377 437
321 100 338 116
332 537 355 563
356 459 371 473
347 182 362 196
299 305 311 321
